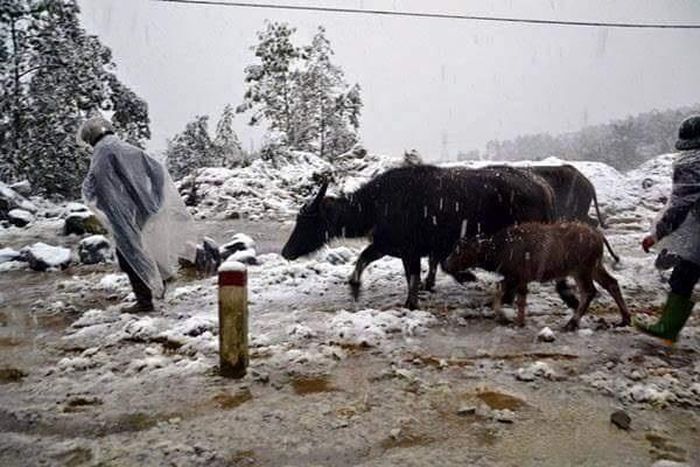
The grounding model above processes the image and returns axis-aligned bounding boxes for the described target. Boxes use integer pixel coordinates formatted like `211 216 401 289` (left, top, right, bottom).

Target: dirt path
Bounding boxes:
1 220 698 466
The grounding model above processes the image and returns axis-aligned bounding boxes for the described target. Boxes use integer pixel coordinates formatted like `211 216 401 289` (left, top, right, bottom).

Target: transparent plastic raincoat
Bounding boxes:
82 135 197 298
655 149 700 267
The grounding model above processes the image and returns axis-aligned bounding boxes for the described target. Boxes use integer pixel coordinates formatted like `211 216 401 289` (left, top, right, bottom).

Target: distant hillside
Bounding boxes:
459 105 700 171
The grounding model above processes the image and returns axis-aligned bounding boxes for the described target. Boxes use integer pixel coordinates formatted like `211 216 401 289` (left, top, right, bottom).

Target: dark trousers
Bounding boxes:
116 250 153 305
670 259 700 298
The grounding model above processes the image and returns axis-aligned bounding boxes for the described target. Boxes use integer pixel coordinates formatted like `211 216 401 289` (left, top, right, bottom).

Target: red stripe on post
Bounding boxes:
219 270 247 287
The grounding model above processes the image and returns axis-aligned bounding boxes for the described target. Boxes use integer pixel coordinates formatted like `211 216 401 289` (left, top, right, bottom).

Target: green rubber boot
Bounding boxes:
634 292 694 344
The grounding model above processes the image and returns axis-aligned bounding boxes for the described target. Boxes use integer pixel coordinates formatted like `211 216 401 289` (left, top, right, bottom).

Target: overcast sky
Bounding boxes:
77 0 700 160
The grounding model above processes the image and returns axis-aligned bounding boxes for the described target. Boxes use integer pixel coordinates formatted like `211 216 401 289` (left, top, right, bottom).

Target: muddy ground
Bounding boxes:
1 218 699 467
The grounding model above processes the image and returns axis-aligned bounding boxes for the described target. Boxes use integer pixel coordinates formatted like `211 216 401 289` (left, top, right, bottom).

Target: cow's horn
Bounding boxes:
311 179 329 208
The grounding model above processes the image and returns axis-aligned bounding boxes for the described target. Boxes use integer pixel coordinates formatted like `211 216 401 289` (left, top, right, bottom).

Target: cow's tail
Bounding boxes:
591 191 620 263
602 234 620 264
592 191 607 229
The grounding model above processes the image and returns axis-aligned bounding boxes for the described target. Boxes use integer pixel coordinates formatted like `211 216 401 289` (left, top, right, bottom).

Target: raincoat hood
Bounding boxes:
82 135 197 297
675 115 700 151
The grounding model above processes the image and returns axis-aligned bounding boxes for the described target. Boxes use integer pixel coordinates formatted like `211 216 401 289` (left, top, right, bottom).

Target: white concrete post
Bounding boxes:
218 260 248 378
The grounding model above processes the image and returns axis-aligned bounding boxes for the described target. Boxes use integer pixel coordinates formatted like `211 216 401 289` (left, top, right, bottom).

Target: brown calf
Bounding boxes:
443 222 631 330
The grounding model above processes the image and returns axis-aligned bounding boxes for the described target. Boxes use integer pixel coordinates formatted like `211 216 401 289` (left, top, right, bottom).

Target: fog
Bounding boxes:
77 0 700 160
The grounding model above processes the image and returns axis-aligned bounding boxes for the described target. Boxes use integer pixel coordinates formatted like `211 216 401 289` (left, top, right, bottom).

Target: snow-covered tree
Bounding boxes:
0 0 150 196
237 21 303 146
238 22 362 161
296 27 362 159
165 115 214 180
213 104 244 167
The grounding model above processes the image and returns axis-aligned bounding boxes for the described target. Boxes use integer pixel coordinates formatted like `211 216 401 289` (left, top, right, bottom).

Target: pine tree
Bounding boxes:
0 0 150 196
237 21 303 146
297 27 362 159
213 104 244 167
165 115 214 180
237 22 362 160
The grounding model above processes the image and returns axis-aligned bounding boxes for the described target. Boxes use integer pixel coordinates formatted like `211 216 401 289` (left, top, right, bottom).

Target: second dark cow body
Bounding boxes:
281 165 554 309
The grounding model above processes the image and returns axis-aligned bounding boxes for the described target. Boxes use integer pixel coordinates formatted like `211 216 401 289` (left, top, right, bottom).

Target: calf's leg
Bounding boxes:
563 274 597 331
349 243 384 300
593 263 631 326
555 279 580 309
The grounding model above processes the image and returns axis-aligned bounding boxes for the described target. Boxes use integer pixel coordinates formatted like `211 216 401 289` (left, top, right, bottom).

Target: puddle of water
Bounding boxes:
228 449 257 466
475 390 525 411
379 431 434 451
53 446 93 467
106 412 173 435
212 388 253 410
0 368 27 383
63 396 103 413
646 433 688 462
0 337 24 348
291 375 336 396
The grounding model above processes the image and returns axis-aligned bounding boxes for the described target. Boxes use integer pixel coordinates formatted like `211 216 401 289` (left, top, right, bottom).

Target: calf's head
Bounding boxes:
443 236 483 276
281 181 333 260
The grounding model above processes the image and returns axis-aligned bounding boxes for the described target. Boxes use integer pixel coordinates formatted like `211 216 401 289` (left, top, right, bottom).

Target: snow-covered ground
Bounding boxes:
1 152 699 466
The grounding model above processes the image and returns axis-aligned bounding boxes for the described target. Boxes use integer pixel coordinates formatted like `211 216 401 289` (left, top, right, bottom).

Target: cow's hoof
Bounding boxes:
615 316 631 328
495 315 510 326
404 300 419 310
562 320 579 332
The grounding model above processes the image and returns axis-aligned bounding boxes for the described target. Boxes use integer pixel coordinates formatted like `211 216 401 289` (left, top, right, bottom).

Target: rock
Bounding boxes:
8 209 34 227
516 361 556 382
456 405 477 416
628 384 672 405
610 410 631 430
493 409 515 423
65 202 90 213
537 327 556 343
0 181 38 217
389 428 401 439
78 235 112 264
0 247 22 264
194 237 221 275
220 233 256 261
21 242 72 271
9 180 31 196
63 211 106 236
229 248 257 265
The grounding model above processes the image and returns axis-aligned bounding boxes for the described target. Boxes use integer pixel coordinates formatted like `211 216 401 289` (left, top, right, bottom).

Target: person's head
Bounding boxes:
676 115 700 151
77 116 115 148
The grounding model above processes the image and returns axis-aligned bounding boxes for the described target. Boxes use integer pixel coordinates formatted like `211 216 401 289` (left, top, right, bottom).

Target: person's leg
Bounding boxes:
116 250 154 311
669 259 700 297
634 259 699 343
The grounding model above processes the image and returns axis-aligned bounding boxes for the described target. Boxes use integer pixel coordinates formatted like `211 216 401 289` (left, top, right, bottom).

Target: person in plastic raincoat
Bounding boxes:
637 115 700 342
79 116 197 312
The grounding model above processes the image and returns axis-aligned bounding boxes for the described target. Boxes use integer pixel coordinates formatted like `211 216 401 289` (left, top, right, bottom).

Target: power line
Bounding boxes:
151 0 700 29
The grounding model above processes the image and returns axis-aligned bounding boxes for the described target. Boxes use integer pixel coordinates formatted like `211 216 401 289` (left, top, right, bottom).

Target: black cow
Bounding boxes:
281 165 555 309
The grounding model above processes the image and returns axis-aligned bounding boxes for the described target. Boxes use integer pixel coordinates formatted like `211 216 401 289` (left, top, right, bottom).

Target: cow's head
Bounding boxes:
281 180 332 260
